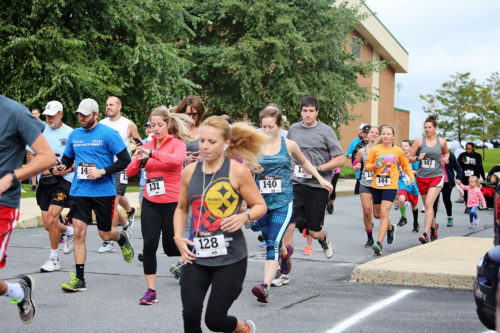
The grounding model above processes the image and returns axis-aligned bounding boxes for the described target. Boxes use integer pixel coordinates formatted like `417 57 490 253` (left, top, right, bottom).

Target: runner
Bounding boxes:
408 115 449 244
173 116 267 332
35 101 76 272
98 96 141 253
283 96 344 256
175 95 205 166
0 94 55 323
432 150 463 227
250 105 332 303
346 123 368 195
457 142 485 213
396 139 420 233
126 106 189 305
352 125 380 248
56 98 134 292
365 124 414 255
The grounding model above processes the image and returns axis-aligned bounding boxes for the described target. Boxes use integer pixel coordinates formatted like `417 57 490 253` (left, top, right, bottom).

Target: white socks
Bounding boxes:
4 282 24 300
64 226 74 237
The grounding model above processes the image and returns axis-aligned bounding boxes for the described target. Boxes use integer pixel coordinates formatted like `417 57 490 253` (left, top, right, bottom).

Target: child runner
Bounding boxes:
352 125 380 247
457 176 486 228
396 139 420 233
365 124 414 255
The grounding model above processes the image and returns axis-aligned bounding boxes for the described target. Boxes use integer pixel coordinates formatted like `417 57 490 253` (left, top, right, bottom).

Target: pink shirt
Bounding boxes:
441 159 449 183
126 134 186 203
459 184 487 208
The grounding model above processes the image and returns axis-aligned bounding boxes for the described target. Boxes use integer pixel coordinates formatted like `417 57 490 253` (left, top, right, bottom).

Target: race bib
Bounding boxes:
77 162 96 180
120 173 128 184
402 173 412 186
364 171 373 180
376 174 391 187
294 165 312 179
421 158 436 169
464 170 474 177
146 177 166 196
259 176 282 193
194 233 227 258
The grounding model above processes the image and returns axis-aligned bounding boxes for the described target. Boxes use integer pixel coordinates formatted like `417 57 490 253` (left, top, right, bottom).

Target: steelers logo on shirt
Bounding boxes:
203 177 240 218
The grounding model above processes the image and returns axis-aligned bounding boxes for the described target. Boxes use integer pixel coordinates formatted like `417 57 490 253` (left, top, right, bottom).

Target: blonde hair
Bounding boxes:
469 176 480 187
150 106 191 140
202 116 269 167
375 124 395 145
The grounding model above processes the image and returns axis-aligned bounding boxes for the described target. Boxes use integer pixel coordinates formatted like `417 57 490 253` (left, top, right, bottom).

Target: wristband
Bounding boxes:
10 171 18 182
316 165 322 172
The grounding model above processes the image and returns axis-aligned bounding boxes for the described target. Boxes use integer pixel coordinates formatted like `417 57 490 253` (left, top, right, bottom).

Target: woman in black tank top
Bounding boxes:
173 116 267 333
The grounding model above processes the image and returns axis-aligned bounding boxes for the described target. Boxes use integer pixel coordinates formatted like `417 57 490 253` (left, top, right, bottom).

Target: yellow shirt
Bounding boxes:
365 144 414 190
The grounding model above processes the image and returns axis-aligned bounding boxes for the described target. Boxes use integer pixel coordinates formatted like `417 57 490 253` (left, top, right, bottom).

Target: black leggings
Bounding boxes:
329 172 340 201
141 198 179 275
433 182 453 217
181 258 247 333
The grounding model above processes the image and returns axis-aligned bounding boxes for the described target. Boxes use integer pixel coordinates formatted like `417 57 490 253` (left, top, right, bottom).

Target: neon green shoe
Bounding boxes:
119 231 134 263
61 271 87 292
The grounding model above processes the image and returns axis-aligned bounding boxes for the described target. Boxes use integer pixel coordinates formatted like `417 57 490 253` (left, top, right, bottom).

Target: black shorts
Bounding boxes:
370 188 397 205
70 196 115 231
114 171 128 196
36 177 72 211
291 184 329 232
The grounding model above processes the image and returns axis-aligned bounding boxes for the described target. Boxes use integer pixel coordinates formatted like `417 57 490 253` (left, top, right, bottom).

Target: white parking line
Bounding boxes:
325 289 415 333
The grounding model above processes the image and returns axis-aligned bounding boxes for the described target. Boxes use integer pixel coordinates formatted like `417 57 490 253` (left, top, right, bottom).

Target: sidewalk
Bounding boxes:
15 178 358 228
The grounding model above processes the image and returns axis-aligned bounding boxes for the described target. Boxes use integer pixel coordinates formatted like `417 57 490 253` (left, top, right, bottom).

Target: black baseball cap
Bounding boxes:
362 124 371 133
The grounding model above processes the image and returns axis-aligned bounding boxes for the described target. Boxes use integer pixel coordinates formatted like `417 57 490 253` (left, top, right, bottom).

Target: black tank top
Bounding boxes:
187 157 247 266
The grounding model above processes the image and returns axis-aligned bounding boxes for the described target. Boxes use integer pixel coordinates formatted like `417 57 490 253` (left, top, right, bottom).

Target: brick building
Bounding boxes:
338 0 409 152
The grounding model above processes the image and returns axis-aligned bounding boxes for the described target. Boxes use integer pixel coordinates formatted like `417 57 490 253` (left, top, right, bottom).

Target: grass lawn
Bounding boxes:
477 148 500 174
20 184 139 199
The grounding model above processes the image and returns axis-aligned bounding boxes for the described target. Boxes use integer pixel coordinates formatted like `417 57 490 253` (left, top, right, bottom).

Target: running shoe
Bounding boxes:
242 319 256 333
31 185 37 192
279 244 294 274
126 207 136 224
119 231 134 263
139 289 158 305
326 201 334 214
11 275 36 324
169 262 183 280
61 272 87 292
387 224 396 244
469 222 473 229
40 258 61 273
123 219 134 240
98 241 115 253
412 223 419 233
397 217 407 227
257 234 265 242
138 253 143 262
421 207 425 213
303 245 313 255
464 207 470 214
319 231 334 259
64 235 74 255
259 241 267 248
455 198 465 203
418 233 429 244
447 217 454 227
271 271 289 287
251 283 269 303
430 223 439 241
364 238 374 248
475 217 480 225
371 241 382 256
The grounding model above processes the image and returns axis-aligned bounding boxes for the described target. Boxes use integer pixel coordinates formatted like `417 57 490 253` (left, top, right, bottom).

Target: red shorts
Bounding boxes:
0 206 19 269
398 189 419 207
417 176 444 195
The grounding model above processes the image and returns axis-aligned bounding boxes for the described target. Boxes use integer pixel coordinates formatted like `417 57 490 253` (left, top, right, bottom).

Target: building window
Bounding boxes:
351 36 362 59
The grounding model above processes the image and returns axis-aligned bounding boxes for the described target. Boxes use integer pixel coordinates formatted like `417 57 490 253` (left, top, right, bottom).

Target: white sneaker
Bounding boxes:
40 258 61 272
64 235 74 254
271 273 289 287
123 219 134 239
320 231 334 259
475 217 480 225
98 241 115 253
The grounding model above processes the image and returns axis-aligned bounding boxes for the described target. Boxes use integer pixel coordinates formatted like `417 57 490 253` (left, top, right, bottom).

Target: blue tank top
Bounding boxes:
256 137 293 210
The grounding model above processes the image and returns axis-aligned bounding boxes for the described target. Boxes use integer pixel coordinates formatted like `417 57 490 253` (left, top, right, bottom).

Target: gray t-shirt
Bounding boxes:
0 95 45 208
287 120 343 188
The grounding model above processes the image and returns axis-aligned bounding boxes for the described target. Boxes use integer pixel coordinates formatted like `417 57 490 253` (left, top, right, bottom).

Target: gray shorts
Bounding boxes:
114 170 128 196
359 184 372 194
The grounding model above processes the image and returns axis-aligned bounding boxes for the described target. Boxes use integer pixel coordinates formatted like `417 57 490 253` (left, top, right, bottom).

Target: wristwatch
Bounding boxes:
99 169 106 176
316 165 322 172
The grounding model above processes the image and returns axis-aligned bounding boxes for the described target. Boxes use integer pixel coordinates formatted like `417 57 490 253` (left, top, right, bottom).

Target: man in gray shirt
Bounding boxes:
284 96 345 265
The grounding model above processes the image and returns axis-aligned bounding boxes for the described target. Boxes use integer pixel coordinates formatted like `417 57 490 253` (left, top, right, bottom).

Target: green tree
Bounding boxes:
184 0 381 127
0 0 197 129
420 72 479 142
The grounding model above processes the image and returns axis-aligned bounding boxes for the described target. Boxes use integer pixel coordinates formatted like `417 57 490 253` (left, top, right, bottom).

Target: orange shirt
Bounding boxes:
365 144 414 190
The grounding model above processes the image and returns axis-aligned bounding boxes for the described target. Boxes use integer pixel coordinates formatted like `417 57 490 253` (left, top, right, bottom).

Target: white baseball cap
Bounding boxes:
359 123 368 129
42 101 63 116
75 98 99 116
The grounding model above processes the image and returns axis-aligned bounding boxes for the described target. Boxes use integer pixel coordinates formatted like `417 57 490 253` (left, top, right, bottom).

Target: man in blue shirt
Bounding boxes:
346 123 368 194
56 98 133 292
0 95 55 324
